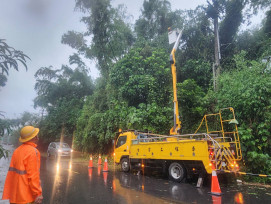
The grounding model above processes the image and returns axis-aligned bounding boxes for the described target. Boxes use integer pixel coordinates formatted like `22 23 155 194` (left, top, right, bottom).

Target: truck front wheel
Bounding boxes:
121 158 130 172
168 162 186 182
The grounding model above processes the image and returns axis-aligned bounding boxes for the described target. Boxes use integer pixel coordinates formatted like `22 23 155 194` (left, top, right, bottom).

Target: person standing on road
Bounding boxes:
2 126 43 204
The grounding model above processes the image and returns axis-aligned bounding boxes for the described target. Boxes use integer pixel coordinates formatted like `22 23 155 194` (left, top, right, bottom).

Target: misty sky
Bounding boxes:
0 0 264 119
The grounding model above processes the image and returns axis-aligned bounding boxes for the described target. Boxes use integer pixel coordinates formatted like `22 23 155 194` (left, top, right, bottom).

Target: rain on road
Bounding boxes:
40 157 271 204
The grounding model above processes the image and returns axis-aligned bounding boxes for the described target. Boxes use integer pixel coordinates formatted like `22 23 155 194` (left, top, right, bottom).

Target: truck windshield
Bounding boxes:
116 136 127 148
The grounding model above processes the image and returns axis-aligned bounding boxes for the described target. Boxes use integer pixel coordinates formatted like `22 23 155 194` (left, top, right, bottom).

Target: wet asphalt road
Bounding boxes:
40 157 271 204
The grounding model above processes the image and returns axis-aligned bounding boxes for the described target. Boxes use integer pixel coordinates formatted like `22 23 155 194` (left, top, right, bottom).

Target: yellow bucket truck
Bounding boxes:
114 29 242 182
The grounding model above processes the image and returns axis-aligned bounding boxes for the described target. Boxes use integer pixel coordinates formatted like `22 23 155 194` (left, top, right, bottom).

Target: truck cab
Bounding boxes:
114 131 137 171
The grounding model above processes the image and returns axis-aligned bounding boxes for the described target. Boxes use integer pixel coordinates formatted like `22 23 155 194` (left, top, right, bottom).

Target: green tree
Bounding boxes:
248 0 271 11
175 6 213 90
236 29 266 60
263 9 271 37
0 39 30 87
0 112 39 158
0 39 30 158
180 6 213 62
34 65 94 142
62 0 134 78
110 46 171 106
74 46 174 153
219 0 245 64
135 0 178 39
62 0 135 151
214 51 271 175
177 79 207 133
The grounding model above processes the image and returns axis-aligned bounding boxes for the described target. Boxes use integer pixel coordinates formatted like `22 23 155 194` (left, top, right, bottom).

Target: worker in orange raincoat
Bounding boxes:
2 126 43 204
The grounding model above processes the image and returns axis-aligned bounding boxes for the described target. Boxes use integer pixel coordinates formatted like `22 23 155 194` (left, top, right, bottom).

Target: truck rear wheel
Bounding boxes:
168 162 186 182
121 158 130 172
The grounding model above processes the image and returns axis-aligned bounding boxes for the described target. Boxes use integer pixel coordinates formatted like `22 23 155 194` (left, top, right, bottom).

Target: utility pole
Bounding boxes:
208 0 221 91
213 7 221 91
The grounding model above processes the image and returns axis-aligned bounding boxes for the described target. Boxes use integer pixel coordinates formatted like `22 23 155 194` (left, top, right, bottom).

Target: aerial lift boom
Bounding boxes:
169 29 182 135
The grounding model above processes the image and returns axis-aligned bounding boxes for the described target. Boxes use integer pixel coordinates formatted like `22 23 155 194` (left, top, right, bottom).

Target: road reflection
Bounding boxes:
234 192 244 204
41 157 270 204
45 156 75 204
97 165 101 176
111 172 191 204
88 168 92 180
103 172 108 185
112 174 169 204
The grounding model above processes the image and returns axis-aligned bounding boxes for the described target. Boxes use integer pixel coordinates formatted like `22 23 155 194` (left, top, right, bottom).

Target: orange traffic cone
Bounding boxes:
98 154 102 165
88 155 93 168
210 170 222 196
102 157 109 172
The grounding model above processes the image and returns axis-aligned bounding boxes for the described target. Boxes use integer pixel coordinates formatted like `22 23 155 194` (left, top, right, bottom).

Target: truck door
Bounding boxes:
115 135 128 163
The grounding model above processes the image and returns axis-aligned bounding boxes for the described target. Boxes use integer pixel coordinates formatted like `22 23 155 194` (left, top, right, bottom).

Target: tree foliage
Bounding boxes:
0 39 30 87
135 0 182 40
178 79 207 133
214 51 271 174
110 46 171 106
62 0 134 78
74 46 174 151
0 39 30 158
0 112 39 158
248 0 271 11
34 65 94 142
219 0 245 62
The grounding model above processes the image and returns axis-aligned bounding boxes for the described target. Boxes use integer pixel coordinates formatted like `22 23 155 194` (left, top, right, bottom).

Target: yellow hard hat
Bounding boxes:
19 126 39 143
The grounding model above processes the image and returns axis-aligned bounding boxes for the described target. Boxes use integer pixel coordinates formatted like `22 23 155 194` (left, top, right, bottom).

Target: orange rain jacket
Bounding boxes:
2 142 42 203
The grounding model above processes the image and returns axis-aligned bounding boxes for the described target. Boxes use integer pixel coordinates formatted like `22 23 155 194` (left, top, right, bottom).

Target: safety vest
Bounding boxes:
2 142 42 203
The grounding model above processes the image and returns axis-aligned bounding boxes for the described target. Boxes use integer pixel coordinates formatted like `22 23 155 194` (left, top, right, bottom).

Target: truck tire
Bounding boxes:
168 162 186 182
121 158 130 172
